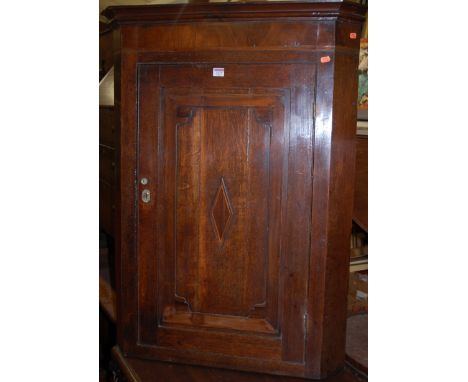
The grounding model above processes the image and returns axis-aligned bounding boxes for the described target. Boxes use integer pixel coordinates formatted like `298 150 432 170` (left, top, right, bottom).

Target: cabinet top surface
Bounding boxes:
102 1 366 24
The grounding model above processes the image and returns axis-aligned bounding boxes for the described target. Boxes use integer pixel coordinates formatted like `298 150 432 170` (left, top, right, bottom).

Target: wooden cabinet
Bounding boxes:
103 2 366 379
99 105 117 237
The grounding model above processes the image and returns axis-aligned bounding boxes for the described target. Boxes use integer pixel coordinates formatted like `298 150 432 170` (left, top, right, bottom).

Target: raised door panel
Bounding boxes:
160 92 286 337
135 63 315 371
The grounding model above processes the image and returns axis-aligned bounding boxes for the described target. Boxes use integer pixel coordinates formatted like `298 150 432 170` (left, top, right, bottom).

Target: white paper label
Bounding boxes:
213 68 224 77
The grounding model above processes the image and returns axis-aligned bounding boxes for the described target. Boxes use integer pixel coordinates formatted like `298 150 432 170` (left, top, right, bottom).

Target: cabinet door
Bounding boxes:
132 63 315 375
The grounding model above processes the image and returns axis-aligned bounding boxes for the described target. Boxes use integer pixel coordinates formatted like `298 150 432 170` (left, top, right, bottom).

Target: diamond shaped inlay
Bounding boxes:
211 178 233 242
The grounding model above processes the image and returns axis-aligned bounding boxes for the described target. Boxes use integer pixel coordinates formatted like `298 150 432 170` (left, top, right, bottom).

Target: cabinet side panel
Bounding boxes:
307 47 360 378
321 50 360 375
117 42 139 353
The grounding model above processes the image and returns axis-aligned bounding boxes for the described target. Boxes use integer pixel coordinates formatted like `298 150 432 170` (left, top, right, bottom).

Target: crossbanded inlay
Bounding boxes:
210 177 233 243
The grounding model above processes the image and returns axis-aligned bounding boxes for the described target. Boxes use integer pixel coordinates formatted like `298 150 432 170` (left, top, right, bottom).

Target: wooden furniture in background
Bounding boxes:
353 133 368 232
103 1 366 379
99 105 116 238
100 23 114 81
346 130 368 378
99 18 119 241
349 131 367 273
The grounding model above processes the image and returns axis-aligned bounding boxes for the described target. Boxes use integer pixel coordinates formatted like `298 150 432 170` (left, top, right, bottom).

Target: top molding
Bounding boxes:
102 1 367 25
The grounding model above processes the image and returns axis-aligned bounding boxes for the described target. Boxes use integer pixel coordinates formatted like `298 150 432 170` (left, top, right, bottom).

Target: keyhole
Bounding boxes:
142 189 151 203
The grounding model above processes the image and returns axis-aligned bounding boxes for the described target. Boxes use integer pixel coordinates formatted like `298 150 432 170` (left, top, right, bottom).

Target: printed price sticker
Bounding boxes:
213 68 225 77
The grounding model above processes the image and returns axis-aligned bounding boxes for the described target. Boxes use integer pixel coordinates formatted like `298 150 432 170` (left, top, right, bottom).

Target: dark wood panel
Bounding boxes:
160 63 292 89
112 346 366 382
99 180 115 236
103 2 366 24
126 343 304 378
132 22 323 52
135 49 358 66
99 105 117 239
335 19 363 49
172 107 270 317
156 327 282 360
99 145 116 186
99 106 116 148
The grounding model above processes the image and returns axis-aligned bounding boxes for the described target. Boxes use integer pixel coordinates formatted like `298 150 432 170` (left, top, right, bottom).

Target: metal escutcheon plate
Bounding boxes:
142 189 151 203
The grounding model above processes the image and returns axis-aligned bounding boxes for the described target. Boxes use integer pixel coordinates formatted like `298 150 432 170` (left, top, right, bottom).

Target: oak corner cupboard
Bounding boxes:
103 1 366 379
